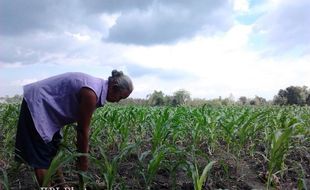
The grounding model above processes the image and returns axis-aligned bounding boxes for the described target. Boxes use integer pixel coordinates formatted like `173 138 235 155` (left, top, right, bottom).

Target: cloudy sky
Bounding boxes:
1 0 309 100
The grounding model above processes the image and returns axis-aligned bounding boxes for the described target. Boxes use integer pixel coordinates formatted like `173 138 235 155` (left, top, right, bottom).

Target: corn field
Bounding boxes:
0 103 309 189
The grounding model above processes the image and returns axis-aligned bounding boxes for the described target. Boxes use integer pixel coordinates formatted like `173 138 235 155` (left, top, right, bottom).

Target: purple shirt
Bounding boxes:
23 72 108 143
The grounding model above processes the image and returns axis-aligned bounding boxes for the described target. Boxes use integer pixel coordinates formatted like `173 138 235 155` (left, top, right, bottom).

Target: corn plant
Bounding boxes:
235 109 266 155
0 168 9 190
147 108 172 153
0 103 20 160
297 163 308 190
186 160 216 190
1 103 310 189
266 127 294 189
42 150 85 187
138 146 167 189
218 108 238 152
91 143 138 190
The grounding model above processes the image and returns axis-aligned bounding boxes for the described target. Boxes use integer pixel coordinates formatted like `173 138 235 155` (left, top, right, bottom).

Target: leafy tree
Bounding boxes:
171 89 191 106
2 95 23 103
118 98 148 106
273 89 287 105
221 94 235 106
188 98 208 107
306 94 310 106
250 96 267 105
238 96 248 105
274 86 309 106
164 95 173 106
286 86 305 105
147 91 165 106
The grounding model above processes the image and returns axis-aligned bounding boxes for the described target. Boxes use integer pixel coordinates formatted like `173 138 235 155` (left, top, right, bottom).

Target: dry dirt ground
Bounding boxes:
4 145 309 190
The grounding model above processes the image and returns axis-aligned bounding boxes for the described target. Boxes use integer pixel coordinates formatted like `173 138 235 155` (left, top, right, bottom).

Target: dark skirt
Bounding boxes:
15 99 62 169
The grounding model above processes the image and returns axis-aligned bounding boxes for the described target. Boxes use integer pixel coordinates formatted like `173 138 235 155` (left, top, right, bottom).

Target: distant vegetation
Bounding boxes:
121 85 310 107
273 86 310 106
0 95 23 104
1 85 310 107
1 86 309 189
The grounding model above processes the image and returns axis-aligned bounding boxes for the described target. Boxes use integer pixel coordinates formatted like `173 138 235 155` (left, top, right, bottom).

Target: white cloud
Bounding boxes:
0 62 23 68
254 0 310 54
233 0 249 12
105 0 234 45
0 0 309 100
65 32 91 42
124 24 254 71
99 13 120 28
124 22 310 99
11 78 38 86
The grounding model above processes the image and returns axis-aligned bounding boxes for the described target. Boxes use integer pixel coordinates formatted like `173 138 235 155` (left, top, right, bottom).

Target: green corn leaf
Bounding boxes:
198 161 216 190
0 169 9 190
43 151 84 187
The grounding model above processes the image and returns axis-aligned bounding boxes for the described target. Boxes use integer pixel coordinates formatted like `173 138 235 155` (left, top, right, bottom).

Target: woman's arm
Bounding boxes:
76 87 97 171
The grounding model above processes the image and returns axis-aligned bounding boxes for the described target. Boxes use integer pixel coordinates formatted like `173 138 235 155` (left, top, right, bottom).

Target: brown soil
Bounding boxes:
4 146 310 190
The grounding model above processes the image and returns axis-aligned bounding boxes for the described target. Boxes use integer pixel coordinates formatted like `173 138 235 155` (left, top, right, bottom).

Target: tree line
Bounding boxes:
121 85 310 106
273 86 310 106
1 85 310 106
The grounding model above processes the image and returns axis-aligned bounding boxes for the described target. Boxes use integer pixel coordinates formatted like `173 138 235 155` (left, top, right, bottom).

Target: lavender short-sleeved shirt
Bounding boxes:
23 72 108 143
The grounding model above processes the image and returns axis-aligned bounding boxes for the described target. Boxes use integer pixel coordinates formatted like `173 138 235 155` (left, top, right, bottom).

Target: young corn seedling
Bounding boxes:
42 150 85 188
266 127 294 189
0 168 9 190
93 151 117 190
235 110 266 156
0 103 20 160
138 146 166 190
148 108 172 153
92 143 138 190
297 163 308 190
186 160 216 190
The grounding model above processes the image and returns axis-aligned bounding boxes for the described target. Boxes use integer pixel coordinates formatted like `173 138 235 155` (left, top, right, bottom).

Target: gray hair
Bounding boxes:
108 70 133 92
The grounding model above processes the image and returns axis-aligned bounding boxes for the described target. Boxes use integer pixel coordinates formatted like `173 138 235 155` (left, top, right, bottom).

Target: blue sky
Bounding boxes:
1 0 309 100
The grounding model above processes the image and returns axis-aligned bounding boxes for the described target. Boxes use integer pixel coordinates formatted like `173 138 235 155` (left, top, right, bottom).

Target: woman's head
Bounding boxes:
106 70 133 102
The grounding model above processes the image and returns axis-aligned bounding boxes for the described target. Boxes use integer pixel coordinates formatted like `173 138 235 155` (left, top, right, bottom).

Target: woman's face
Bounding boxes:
107 87 131 102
